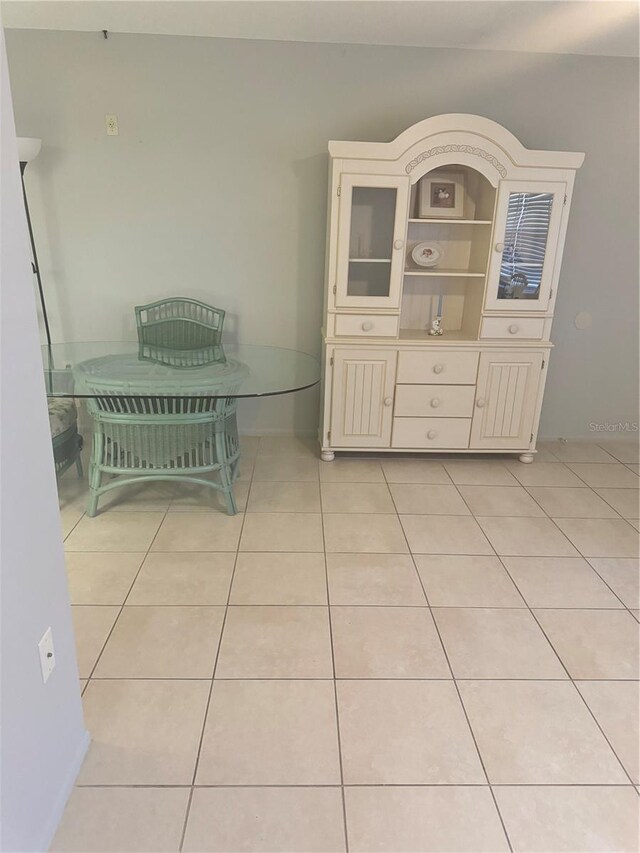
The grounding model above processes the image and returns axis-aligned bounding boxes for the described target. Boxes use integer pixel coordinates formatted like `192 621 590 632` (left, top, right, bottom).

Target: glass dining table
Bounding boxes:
42 342 320 516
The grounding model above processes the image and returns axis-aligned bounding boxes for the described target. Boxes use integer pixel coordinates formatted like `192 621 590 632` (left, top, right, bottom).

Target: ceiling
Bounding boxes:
1 0 638 58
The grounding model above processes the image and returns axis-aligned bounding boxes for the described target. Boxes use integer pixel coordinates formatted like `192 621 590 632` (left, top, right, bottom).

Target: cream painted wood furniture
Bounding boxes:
319 114 584 463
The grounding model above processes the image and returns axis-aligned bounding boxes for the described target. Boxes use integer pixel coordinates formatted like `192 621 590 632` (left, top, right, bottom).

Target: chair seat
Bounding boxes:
48 398 77 438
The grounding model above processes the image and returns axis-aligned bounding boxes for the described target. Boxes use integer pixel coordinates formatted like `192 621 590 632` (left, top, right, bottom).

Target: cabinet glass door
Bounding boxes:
484 182 566 312
335 174 409 309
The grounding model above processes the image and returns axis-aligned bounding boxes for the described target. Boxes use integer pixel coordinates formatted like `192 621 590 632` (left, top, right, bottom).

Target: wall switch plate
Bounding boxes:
38 627 55 683
105 114 119 136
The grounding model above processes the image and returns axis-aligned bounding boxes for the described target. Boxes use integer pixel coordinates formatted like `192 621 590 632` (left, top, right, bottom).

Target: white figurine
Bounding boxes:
428 316 444 336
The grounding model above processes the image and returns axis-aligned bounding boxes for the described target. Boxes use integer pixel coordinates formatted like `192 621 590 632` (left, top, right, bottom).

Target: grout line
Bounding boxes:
382 465 514 853
178 462 255 852
320 498 350 853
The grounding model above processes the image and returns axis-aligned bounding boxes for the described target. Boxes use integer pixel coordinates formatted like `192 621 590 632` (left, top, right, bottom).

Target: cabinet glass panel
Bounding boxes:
497 192 554 301
347 186 397 298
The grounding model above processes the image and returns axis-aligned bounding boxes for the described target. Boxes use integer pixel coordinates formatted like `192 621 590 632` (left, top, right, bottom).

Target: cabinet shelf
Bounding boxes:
349 258 391 263
404 269 486 278
408 218 493 225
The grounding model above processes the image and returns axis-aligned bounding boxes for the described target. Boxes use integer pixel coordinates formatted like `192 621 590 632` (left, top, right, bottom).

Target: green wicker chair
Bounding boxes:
135 298 225 368
79 298 243 516
48 397 83 479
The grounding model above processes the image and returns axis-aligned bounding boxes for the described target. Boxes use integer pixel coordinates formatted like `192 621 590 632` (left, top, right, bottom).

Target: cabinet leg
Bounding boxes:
519 452 535 464
320 450 335 462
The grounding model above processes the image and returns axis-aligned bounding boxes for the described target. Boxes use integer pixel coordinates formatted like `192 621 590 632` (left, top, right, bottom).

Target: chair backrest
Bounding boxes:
135 298 225 367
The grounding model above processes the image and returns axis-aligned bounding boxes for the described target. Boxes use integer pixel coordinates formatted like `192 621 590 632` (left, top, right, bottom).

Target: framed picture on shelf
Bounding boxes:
418 171 465 218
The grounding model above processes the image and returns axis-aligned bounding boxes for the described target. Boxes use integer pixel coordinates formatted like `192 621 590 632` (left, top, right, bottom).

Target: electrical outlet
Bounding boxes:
105 114 119 136
38 627 56 684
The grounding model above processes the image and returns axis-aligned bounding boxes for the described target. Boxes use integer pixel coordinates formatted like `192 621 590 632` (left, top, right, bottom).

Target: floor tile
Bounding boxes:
320 482 395 513
326 553 426 605
527 486 618 518
534 609 639 679
168 481 250 512
576 680 639 782
216 606 333 678
60 505 85 539
230 553 327 604
51 786 190 853
331 606 449 678
433 608 565 678
457 485 544 516
381 458 451 484
78 679 209 784
127 552 235 605
596 488 639 518
71 606 120 678
65 512 165 552
494 786 640 853
337 680 485 783
506 462 586 488
323 513 408 553
503 556 624 608
247 481 321 513
345 786 509 853
401 515 493 555
415 554 524 607
257 433 319 458
319 458 385 482
196 680 340 784
239 434 262 459
568 463 640 489
253 455 319 482
443 460 519 486
459 680 628 783
476 516 578 556
94 606 224 678
240 512 323 552
600 439 640 464
151 512 243 551
96 481 175 512
553 518 639 558
65 552 143 604
183 787 346 853
388 483 470 515
587 558 640 608
542 440 618 464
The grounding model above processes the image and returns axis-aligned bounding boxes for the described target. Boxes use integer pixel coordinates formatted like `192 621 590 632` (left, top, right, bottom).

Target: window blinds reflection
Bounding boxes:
498 192 554 299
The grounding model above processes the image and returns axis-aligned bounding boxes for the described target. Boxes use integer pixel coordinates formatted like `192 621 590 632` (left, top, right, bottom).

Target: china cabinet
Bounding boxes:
319 114 584 462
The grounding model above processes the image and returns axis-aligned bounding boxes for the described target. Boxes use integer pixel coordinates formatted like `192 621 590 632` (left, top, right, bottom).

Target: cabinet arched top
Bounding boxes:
329 114 585 178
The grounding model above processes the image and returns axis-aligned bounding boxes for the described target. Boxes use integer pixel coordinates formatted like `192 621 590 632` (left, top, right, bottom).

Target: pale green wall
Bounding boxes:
6 29 638 436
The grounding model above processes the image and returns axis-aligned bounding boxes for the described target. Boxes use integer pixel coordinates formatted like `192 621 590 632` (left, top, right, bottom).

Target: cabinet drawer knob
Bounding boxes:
427 429 438 439
508 324 520 334
476 398 487 408
361 321 374 332
432 363 444 374
394 239 404 250
383 397 393 407
495 242 505 253
430 398 441 408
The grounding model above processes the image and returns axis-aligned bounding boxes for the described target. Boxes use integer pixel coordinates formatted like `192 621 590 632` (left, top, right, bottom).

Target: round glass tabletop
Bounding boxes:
42 342 320 399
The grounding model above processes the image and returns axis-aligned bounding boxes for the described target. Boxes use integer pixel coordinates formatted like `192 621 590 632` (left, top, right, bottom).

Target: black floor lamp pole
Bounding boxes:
20 160 52 349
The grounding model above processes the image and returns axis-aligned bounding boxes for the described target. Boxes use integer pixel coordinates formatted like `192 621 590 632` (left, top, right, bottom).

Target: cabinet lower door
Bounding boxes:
330 349 397 447
470 351 544 449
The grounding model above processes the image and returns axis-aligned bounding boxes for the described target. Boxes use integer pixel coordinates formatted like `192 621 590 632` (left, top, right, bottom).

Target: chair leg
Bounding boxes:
215 429 237 516
75 451 84 479
86 435 103 517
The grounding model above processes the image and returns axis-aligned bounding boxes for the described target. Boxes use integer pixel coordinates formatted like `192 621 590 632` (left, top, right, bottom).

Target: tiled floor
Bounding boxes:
53 437 640 852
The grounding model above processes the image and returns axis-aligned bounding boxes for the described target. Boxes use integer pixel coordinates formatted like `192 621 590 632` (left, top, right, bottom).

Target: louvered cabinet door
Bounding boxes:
330 349 397 447
470 351 544 449
484 182 566 312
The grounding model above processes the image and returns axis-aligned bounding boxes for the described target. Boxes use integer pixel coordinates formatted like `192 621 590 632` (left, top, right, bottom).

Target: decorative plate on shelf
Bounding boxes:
411 241 444 268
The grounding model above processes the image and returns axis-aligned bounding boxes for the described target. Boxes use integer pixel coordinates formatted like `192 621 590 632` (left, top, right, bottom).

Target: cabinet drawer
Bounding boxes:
397 350 479 385
334 313 399 338
395 384 475 418
392 417 471 449
480 317 545 340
